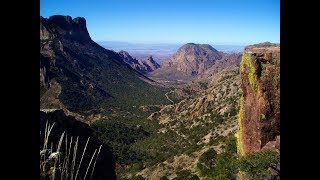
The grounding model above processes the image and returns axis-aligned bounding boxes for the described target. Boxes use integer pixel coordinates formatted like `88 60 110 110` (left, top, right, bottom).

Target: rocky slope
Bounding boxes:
143 55 160 72
130 67 242 179
236 42 280 156
118 50 160 74
199 52 242 79
149 66 241 132
40 15 169 116
148 67 241 124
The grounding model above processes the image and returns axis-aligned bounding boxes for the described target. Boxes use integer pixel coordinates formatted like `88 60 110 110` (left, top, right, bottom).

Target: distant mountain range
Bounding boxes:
98 41 245 64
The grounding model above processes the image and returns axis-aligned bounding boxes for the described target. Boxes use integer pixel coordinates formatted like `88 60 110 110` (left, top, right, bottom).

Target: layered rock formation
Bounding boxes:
236 42 280 156
118 51 159 74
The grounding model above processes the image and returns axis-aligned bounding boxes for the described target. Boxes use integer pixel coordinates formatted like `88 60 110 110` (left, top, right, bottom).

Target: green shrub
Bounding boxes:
160 176 169 180
211 112 224 124
130 175 145 180
91 120 150 165
129 162 144 172
173 170 200 180
212 152 238 180
197 138 238 180
197 148 217 176
238 150 280 179
199 148 217 167
225 137 237 154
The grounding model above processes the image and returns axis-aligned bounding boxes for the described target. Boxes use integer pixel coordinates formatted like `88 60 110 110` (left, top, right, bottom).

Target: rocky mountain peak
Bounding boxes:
73 17 87 28
40 15 91 42
177 43 217 53
146 55 154 61
47 15 87 31
118 50 135 62
119 50 130 57
149 43 222 80
48 15 73 30
164 43 222 71
144 55 160 69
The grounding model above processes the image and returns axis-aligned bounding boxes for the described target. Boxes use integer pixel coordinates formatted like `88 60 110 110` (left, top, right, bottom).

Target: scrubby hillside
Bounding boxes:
108 66 242 179
40 15 170 118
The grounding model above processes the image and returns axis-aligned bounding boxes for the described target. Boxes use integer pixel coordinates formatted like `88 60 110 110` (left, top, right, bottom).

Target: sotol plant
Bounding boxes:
40 121 102 180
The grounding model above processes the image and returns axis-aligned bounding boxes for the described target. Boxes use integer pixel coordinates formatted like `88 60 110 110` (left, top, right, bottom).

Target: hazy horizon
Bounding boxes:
98 41 246 63
40 0 280 45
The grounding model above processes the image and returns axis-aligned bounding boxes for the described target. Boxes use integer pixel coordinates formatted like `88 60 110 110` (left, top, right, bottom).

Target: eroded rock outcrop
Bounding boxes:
40 15 91 42
236 42 280 156
118 51 160 74
143 55 160 71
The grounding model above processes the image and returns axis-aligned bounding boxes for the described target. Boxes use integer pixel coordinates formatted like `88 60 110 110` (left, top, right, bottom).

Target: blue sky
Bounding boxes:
40 0 279 45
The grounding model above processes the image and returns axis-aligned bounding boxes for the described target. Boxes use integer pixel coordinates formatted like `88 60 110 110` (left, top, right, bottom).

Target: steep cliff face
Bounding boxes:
236 42 280 156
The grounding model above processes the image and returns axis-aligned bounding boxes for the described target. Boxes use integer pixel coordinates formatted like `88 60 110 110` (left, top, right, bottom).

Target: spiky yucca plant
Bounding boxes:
40 121 102 180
